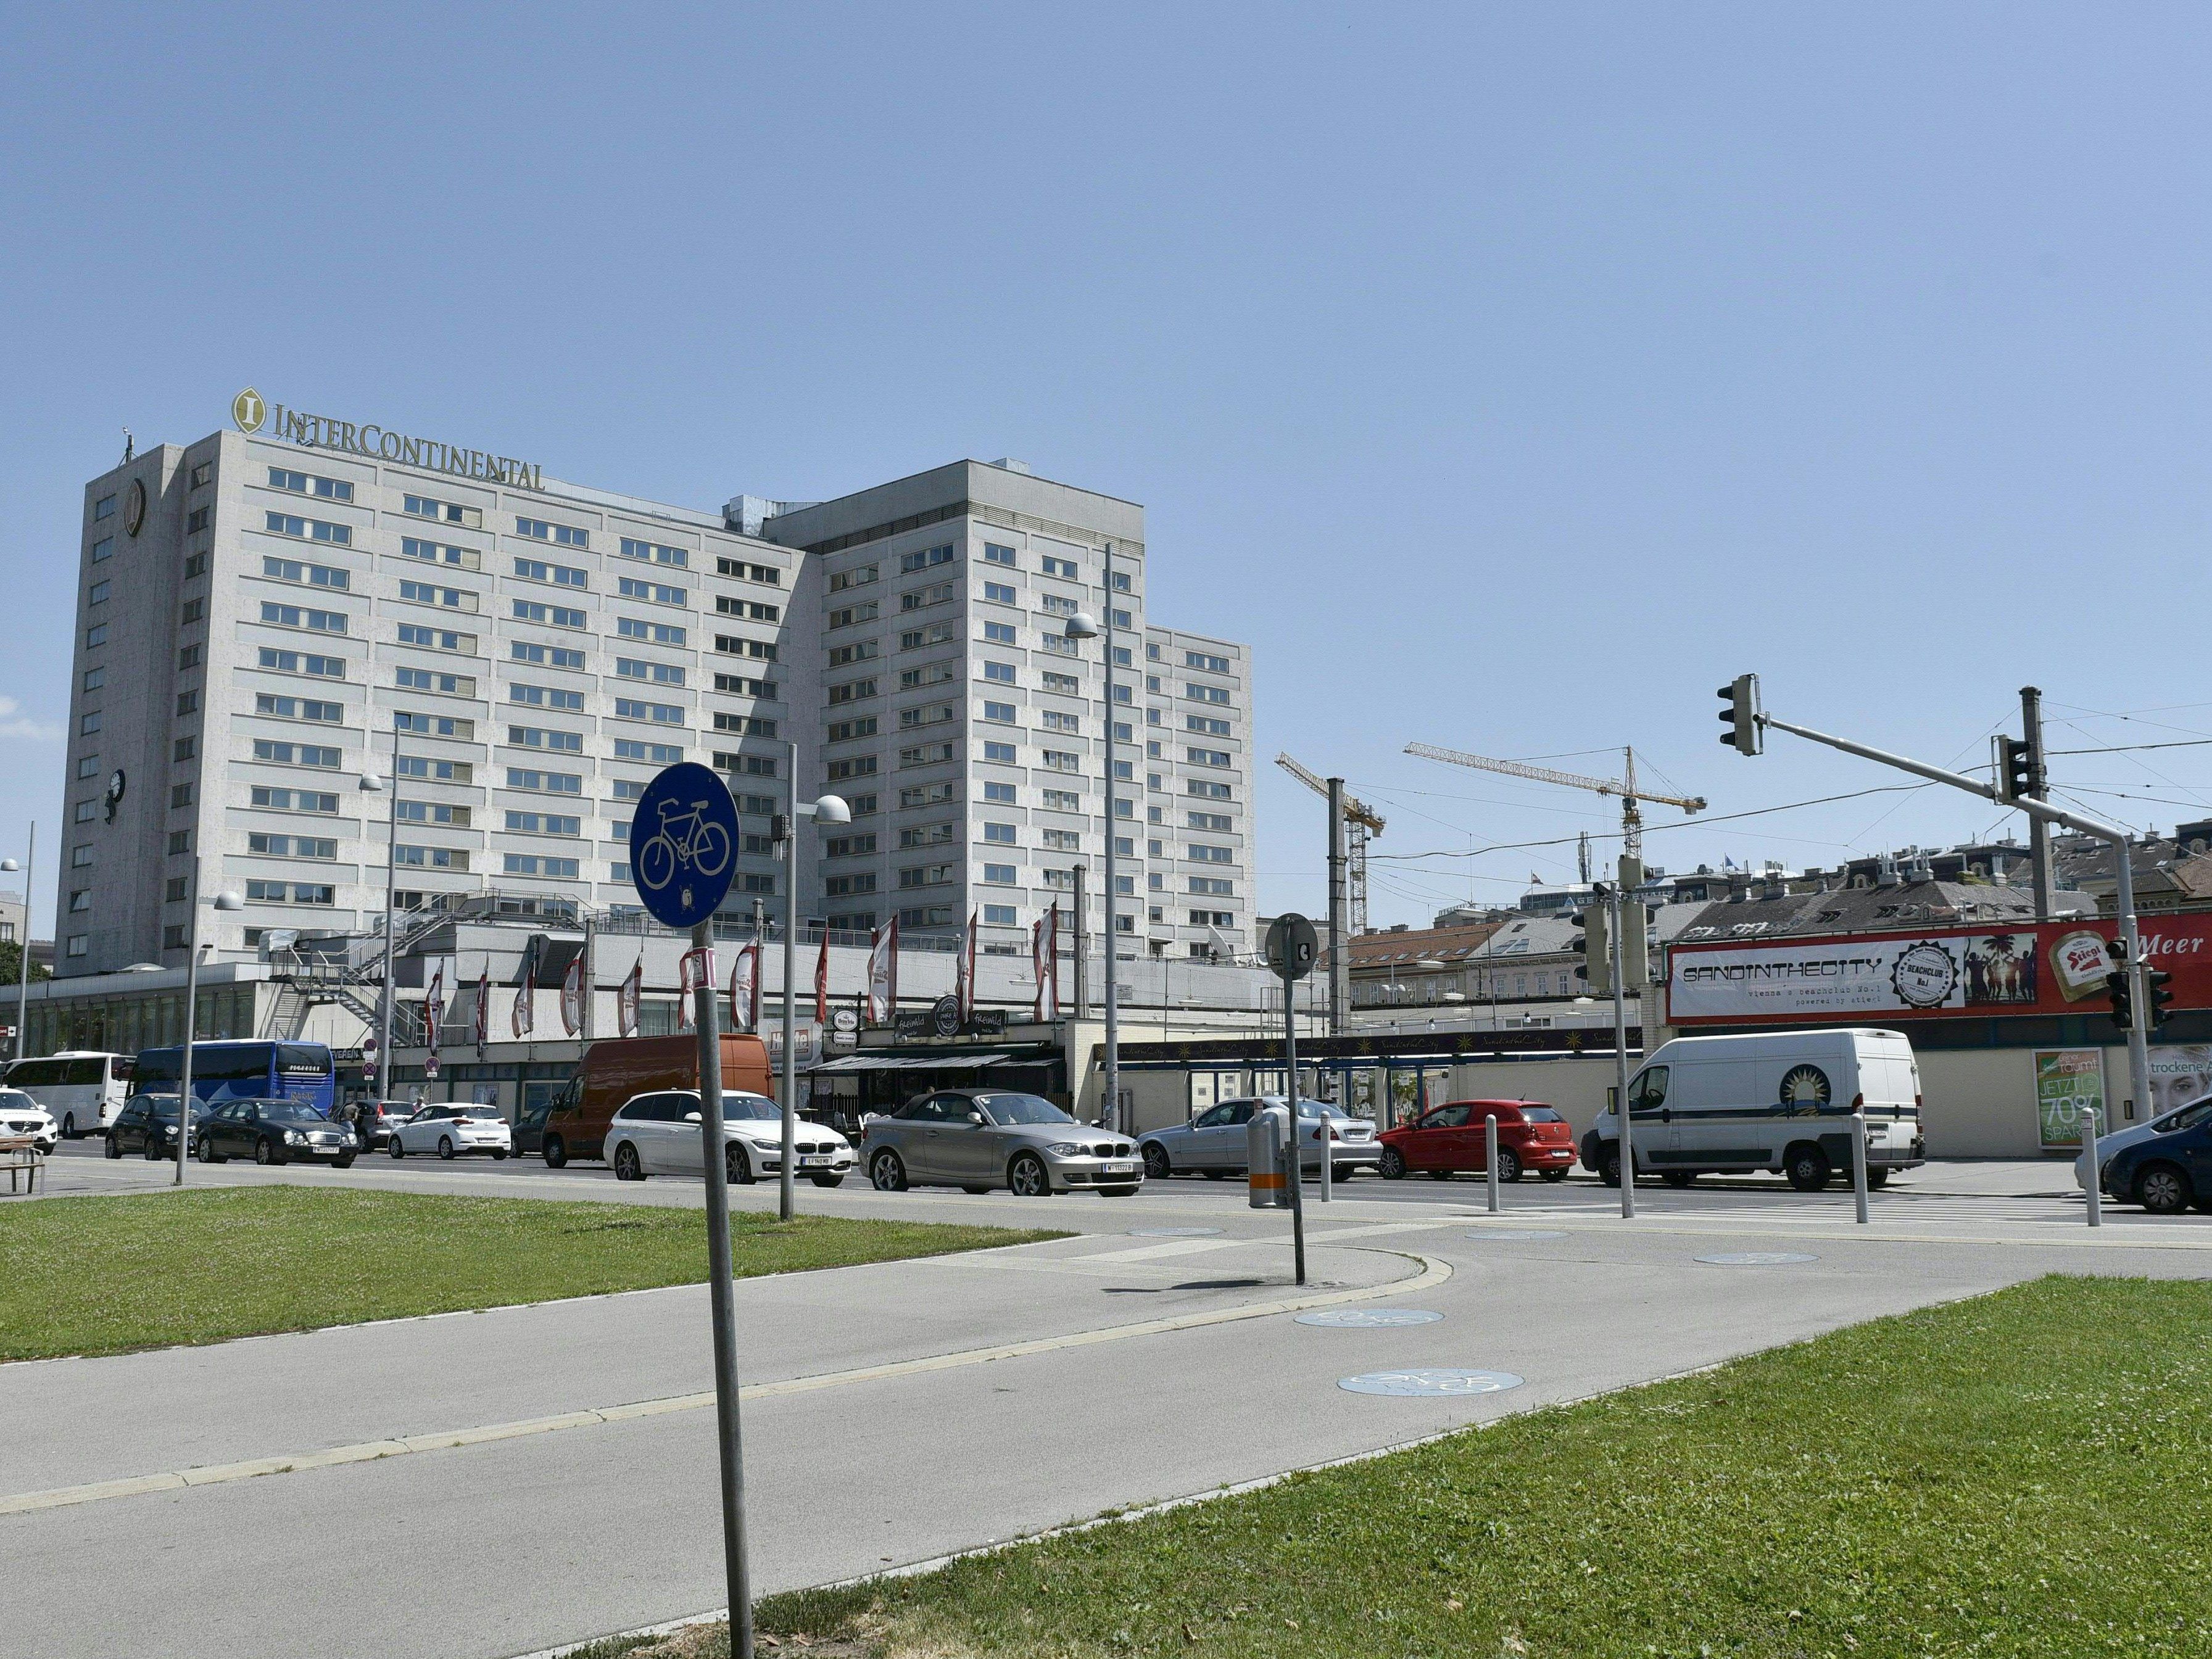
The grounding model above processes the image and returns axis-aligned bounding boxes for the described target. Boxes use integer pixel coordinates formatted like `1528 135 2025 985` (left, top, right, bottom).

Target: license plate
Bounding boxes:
799 1155 829 1167
1104 1162 1135 1175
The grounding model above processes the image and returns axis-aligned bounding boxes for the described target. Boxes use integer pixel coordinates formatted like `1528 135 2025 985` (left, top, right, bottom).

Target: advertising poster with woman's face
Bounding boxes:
2148 1045 2212 1119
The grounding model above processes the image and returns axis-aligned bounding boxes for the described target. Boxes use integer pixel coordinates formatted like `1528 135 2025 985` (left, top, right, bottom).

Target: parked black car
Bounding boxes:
106 1094 204 1160
513 1099 552 1157
193 1098 358 1167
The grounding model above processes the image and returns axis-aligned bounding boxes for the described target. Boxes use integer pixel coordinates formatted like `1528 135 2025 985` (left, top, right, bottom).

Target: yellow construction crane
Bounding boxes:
1401 743 1704 863
1274 753 1384 937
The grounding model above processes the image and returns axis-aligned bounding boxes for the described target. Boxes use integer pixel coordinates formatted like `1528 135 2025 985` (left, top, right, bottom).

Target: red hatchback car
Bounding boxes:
1378 1100 1577 1183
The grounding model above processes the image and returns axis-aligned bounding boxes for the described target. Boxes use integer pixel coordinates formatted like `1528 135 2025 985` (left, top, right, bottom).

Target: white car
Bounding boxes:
0 1088 58 1154
605 1088 855 1187
387 1103 513 1161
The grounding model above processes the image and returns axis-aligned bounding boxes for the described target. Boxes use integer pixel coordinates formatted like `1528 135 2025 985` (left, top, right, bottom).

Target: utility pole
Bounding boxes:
1607 880 1633 1220
2021 686 2053 919
1325 777 1348 1036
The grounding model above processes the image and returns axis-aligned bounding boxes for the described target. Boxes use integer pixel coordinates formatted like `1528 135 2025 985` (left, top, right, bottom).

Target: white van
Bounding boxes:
1580 1028 1924 1191
3 1051 135 1140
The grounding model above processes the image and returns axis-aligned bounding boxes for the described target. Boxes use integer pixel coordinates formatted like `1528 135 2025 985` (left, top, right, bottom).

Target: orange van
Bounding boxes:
541 1033 774 1167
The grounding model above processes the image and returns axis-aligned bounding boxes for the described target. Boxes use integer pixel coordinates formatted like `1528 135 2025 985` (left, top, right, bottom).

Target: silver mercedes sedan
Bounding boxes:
861 1089 1143 1197
1137 1096 1381 1181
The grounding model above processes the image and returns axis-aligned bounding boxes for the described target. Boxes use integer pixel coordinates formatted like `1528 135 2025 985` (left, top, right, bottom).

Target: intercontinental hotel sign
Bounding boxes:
231 387 544 493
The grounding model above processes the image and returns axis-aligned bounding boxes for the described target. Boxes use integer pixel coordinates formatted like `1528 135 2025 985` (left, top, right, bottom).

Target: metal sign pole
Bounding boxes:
2081 1103 2102 1228
1282 962 1305 1286
1486 1112 1499 1214
691 919 753 1659
1610 883 1633 1219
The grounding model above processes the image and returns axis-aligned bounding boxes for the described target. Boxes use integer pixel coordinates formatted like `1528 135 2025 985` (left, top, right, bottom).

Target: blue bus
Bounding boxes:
131 1040 338 1117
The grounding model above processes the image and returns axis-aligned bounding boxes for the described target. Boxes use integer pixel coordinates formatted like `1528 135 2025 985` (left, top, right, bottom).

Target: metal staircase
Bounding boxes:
259 901 457 1040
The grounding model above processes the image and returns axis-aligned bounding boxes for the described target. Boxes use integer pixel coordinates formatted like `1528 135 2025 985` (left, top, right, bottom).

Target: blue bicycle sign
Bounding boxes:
627 763 741 930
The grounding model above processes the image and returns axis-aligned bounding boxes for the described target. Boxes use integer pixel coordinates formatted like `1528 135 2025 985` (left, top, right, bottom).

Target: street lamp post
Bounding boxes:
1066 558 1119 1135
358 739 400 1104
1 825 31 1065
774 736 850 1222
173 856 246 1186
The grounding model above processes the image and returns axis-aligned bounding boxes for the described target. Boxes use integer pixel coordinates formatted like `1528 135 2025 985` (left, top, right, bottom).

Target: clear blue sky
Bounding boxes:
6 4 2210 938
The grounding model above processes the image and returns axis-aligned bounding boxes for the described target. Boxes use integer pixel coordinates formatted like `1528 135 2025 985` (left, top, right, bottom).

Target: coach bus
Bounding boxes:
130 1040 339 1117
1 1051 134 1140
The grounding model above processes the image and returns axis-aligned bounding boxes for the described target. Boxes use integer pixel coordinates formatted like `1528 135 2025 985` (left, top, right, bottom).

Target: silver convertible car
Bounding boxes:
1137 1096 1381 1181
861 1089 1143 1197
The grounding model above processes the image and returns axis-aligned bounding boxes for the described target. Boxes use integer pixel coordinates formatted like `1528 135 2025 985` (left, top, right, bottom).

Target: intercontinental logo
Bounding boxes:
231 387 544 492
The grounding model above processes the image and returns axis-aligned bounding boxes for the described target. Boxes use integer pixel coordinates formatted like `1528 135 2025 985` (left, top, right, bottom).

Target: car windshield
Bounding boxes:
259 1101 329 1125
1290 1100 1350 1119
458 1106 503 1120
721 1096 781 1122
0 1090 36 1111
2160 1099 2212 1133
974 1093 1072 1126
1521 1107 1563 1122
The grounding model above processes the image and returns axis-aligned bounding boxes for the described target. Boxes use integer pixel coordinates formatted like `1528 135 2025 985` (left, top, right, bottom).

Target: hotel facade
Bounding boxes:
53 395 1253 983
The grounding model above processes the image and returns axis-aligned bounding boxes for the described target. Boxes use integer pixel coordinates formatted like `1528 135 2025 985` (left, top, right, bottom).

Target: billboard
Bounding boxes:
1666 914 2212 1028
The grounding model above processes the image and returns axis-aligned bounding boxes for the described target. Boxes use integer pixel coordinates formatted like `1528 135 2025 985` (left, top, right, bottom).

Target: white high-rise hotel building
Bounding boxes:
55 395 1252 977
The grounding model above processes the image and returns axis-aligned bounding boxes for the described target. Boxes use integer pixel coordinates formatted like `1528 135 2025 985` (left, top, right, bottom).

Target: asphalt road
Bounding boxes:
7 1144 2210 1659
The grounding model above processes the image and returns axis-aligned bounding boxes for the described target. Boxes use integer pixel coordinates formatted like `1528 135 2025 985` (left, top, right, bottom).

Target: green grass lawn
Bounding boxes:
0 1186 1061 1362
573 1275 2212 1659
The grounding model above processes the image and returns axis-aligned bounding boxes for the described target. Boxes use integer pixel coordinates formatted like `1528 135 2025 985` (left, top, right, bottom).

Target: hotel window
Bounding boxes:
1042 671 1079 694
982 621 1017 645
184 552 208 578
402 494 482 528
507 769 583 794
826 717 878 743
900 544 955 574
616 658 685 685
618 537 689 567
827 642 878 668
1188 715 1230 737
505 811 581 836
402 537 478 569
714 595 777 621
85 623 107 648
245 880 336 906
509 726 586 753
981 581 1016 606
502 853 580 878
827 602 879 629
982 543 1017 568
93 495 116 520
511 684 586 711
512 600 584 627
268 467 354 502
614 698 685 725
512 641 587 669
711 713 776 737
900 741 955 767
1040 710 1080 733
260 602 349 634
251 785 341 812
91 536 114 563
516 517 589 548
89 580 111 606
622 576 689 606
396 666 471 694
1042 788 1081 813
180 597 205 624
617 616 687 645
260 648 346 678
81 667 104 692
1188 779 1233 800
247 832 338 859
898 703 955 730
1040 555 1079 579
827 677 877 705
826 756 877 782
613 738 683 763
1111 571 1133 594
262 556 350 589
827 565 878 592
984 781 1017 804
980 701 1016 724
514 556 587 587
983 822 1017 845
396 712 472 738
1186 747 1232 768
901 581 955 612
1185 651 1230 672
189 462 212 489
983 904 1016 926
264 511 352 545
1189 844 1234 863
1188 877 1235 896
399 623 476 653
252 741 341 768
73 800 96 824
1039 594 1077 617
982 740 1017 764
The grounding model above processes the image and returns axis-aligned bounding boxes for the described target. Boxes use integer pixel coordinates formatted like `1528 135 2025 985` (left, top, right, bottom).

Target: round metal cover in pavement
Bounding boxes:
1462 1229 1567 1243
1127 1227 1225 1237
1696 1251 1820 1265
1296 1308 1443 1328
1338 1368 1523 1397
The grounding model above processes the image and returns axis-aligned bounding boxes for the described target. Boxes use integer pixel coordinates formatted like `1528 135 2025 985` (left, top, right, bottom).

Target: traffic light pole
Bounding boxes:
1752 706 2153 1124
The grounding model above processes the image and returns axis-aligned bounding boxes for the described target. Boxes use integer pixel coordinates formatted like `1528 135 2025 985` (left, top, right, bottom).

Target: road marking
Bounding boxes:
0 1251 1451 1521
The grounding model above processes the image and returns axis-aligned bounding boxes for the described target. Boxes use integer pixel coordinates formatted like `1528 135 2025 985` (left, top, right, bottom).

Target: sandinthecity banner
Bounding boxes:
1667 914 2212 1027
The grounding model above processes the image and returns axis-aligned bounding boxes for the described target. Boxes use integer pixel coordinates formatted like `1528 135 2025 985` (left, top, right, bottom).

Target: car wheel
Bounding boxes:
810 1173 847 1188
60 1112 77 1141
1332 1163 1357 1182
869 1149 908 1192
1141 1143 1172 1180
726 1143 753 1185
334 1153 355 1170
1008 1151 1051 1197
1201 1169 1229 1180
1865 1167 1890 1189
1599 1144 1623 1186
1379 1146 1407 1180
961 1184 992 1194
493 1149 510 1162
104 1134 122 1160
1540 1167 1568 1183
1495 1147 1523 1183
389 1135 405 1159
2137 1162 2193 1215
1428 1169 1454 1181
1661 1170 1696 1188
255 1138 279 1166
543 1135 567 1169
435 1135 455 1161
1784 1144 1831 1193
613 1142 644 1182
144 1139 164 1161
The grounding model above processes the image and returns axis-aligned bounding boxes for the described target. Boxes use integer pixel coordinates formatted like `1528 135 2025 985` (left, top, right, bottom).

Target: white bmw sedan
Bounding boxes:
387 1103 513 1161
604 1089 855 1187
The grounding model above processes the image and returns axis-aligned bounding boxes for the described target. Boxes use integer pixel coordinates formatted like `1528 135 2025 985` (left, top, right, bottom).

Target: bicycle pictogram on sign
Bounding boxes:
626 762 743 932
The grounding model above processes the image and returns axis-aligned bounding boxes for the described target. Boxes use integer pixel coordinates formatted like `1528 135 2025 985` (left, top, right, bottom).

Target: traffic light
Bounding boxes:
1992 736 2036 805
1570 889 1611 997
2105 940 2134 1032
1617 856 1650 993
2146 966 2175 1029
1717 674 1763 756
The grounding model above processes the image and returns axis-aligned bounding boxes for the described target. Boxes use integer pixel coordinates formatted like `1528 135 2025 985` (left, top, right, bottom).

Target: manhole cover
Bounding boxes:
1295 1308 1444 1328
1126 1227 1224 1237
1695 1251 1820 1266
1462 1229 1568 1242
1338 1368 1524 1397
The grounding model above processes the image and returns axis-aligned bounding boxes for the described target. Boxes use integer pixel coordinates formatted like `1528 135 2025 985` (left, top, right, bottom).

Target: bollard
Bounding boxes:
1486 1112 1500 1214
1850 1107 1870 1225
2082 1104 2102 1228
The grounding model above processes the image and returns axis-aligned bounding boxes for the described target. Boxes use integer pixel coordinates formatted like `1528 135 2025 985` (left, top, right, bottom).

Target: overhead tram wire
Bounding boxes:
1368 782 1932 868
